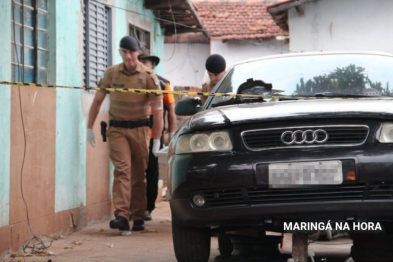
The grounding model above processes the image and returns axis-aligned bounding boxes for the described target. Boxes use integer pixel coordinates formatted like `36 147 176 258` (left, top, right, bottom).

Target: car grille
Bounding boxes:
247 184 365 204
204 188 246 208
368 183 393 199
198 182 393 208
241 125 369 150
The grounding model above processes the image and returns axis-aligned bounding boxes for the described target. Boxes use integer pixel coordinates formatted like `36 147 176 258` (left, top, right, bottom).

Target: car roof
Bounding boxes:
236 51 393 67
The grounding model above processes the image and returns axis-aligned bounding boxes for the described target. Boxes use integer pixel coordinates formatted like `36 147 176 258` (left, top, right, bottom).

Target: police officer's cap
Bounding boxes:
205 54 226 74
138 46 160 66
119 36 140 52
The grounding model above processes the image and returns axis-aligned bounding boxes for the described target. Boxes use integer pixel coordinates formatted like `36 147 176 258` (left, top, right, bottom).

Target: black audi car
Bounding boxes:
167 52 393 261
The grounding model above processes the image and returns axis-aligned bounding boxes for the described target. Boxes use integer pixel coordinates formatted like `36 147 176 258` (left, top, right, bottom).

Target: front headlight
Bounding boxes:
176 130 232 154
379 123 393 143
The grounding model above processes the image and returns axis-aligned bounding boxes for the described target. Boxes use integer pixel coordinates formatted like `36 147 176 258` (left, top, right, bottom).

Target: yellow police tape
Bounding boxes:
0 80 392 101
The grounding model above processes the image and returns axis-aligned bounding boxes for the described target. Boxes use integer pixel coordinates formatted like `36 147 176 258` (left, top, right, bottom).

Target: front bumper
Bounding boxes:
169 146 393 228
170 198 393 228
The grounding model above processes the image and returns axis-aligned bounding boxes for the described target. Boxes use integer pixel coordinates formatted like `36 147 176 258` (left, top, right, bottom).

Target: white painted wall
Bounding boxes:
288 0 393 53
164 43 209 88
164 39 289 88
210 38 289 69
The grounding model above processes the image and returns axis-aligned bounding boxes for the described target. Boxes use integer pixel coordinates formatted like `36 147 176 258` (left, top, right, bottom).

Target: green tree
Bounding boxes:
294 64 390 96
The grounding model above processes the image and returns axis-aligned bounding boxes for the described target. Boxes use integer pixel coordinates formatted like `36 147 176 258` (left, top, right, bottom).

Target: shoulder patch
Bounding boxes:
152 75 160 86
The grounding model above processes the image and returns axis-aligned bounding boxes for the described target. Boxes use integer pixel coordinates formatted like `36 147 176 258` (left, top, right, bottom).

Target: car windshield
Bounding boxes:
207 53 393 108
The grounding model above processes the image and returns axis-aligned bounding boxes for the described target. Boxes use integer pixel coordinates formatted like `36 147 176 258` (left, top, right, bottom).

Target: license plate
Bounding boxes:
268 160 343 188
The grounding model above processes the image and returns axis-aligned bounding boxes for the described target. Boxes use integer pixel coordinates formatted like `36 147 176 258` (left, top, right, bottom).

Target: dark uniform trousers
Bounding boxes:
145 136 164 212
145 75 169 213
106 125 150 221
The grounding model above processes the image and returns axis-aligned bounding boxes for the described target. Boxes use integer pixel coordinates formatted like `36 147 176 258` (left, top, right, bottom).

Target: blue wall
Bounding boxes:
0 0 12 227
54 0 86 212
152 23 165 76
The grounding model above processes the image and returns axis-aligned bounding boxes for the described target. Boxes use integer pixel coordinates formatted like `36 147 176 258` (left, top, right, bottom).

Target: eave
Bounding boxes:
267 0 315 31
145 0 209 39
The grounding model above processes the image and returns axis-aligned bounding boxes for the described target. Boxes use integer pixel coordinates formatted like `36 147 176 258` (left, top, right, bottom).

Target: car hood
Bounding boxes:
189 99 393 130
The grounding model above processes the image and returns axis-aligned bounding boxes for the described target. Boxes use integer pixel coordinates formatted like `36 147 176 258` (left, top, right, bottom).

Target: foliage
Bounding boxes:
294 64 391 96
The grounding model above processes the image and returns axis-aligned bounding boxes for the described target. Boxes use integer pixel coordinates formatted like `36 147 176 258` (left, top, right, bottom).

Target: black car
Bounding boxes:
168 52 393 261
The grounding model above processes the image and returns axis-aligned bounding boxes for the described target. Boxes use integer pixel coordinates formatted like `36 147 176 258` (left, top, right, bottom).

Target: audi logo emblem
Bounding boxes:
281 129 329 145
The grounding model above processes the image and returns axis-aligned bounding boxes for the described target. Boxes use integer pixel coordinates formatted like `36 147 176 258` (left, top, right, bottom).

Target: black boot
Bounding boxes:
132 219 145 231
109 216 130 231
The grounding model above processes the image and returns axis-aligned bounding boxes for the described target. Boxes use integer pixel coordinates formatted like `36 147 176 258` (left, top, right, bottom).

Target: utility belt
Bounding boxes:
100 119 150 142
109 119 150 128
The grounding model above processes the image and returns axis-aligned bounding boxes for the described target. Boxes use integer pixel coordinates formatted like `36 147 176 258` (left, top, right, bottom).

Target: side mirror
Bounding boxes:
175 97 202 116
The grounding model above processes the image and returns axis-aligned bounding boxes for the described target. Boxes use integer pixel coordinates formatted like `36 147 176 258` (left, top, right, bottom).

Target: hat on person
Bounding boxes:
138 46 160 66
119 36 140 52
205 54 226 74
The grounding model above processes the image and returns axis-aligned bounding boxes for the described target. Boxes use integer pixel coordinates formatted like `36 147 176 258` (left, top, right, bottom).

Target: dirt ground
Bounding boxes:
2 200 353 262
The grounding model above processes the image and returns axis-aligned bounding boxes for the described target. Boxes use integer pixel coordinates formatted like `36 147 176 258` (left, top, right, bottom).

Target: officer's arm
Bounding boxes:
151 99 164 140
87 91 106 129
201 83 207 105
167 103 176 133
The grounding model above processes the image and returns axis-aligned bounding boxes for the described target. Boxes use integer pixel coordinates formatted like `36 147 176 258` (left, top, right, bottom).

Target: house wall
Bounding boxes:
54 0 86 214
164 43 210 88
210 38 289 70
124 0 165 75
0 0 163 257
163 39 288 89
0 0 12 232
288 0 393 53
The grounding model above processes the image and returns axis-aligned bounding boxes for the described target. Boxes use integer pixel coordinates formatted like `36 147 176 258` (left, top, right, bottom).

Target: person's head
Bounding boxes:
119 36 140 71
138 46 160 70
205 54 226 85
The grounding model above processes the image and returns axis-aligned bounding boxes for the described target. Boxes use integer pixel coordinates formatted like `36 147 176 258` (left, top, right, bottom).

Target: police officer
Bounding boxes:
138 46 176 221
86 36 163 235
201 54 227 105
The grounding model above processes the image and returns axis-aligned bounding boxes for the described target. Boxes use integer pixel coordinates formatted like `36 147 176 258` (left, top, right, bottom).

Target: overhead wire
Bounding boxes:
92 0 206 34
91 0 300 60
163 0 177 61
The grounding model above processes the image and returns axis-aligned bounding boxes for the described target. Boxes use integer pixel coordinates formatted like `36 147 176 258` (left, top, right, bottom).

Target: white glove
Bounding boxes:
168 132 174 140
152 139 160 156
87 129 96 148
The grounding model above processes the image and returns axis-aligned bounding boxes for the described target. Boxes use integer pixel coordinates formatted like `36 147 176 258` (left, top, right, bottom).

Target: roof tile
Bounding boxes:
194 1 288 40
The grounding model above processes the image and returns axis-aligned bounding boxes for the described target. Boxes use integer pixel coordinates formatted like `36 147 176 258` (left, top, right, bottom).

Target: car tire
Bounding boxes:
218 232 233 257
172 220 211 262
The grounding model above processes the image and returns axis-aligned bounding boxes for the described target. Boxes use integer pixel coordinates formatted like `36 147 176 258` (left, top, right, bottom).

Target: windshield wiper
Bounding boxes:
314 92 379 98
211 97 265 107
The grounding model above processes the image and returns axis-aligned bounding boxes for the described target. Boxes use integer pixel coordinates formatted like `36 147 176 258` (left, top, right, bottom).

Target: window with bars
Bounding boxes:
83 0 111 88
129 25 150 50
11 0 49 84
